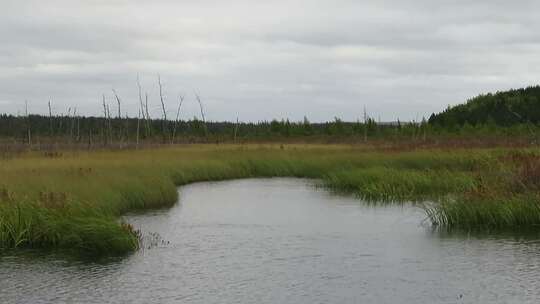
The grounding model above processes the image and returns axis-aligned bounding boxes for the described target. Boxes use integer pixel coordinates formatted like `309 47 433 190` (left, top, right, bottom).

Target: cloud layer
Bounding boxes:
1 0 539 121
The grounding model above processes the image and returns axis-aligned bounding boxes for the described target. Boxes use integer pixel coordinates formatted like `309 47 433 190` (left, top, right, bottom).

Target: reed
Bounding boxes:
323 167 476 202
0 144 538 255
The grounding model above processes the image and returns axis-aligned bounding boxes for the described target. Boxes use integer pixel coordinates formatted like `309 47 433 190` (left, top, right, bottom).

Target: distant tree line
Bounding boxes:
1 112 539 148
0 112 439 146
2 85 540 148
429 85 540 127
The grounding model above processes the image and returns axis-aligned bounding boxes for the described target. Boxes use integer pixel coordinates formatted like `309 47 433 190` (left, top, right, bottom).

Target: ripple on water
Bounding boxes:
2 178 540 304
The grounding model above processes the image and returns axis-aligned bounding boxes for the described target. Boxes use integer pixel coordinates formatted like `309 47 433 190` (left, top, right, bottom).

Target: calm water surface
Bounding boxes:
2 178 540 303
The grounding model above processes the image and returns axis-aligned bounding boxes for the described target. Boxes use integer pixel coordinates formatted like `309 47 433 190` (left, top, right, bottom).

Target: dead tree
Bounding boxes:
113 89 121 119
158 75 169 142
102 95 107 144
234 117 239 143
112 89 123 142
158 75 167 121
102 94 110 145
195 92 208 137
137 76 151 138
136 109 141 149
145 92 151 138
171 94 185 144
48 100 54 137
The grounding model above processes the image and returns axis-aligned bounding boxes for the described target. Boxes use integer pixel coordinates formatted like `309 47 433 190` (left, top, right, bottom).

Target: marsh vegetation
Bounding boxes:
1 144 540 255
1 77 540 255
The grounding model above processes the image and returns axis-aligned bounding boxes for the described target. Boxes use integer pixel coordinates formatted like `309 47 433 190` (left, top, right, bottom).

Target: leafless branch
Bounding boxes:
48 100 53 136
195 92 208 137
158 75 167 121
137 75 150 138
112 89 121 119
158 75 170 142
171 94 185 144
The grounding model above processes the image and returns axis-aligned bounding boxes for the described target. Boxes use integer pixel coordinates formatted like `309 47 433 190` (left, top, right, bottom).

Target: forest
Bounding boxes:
429 85 540 127
1 85 539 148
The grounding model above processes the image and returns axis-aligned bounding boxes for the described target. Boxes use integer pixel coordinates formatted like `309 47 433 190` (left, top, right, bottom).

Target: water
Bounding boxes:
2 178 540 303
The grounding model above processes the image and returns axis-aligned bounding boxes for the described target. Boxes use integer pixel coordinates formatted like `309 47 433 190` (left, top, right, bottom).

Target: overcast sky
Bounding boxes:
1 0 539 122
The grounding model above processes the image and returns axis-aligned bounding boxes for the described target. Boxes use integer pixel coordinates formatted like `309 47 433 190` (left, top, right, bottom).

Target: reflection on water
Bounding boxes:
2 178 540 304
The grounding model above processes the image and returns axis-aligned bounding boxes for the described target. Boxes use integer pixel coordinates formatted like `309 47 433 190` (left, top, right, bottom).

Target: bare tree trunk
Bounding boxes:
102 94 108 146
234 117 239 143
48 100 53 137
113 89 121 119
145 92 151 138
158 75 169 142
136 109 141 149
106 104 113 146
137 76 150 138
171 94 184 144
112 89 122 143
195 92 208 137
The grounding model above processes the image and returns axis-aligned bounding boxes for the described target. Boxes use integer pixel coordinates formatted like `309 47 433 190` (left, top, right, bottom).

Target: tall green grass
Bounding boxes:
0 200 138 255
0 144 537 255
425 195 540 229
323 167 476 202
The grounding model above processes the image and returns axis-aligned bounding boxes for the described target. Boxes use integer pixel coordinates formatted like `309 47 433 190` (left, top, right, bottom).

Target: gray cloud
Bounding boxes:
1 0 539 121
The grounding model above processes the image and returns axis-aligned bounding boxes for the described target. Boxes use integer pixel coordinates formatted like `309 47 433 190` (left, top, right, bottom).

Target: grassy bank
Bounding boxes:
0 144 538 255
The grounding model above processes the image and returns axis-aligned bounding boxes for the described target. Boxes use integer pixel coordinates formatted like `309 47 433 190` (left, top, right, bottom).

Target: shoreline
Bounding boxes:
0 144 538 256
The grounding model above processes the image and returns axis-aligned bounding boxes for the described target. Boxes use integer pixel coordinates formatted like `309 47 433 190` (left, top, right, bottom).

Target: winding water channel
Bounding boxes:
2 178 540 303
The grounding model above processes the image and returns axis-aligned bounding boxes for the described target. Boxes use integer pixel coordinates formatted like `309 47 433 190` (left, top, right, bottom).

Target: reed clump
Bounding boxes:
422 150 540 229
0 200 138 255
0 144 539 255
323 167 476 202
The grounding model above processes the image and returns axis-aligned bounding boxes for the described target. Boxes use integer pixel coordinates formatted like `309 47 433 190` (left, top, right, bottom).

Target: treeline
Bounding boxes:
3 84 540 147
1 113 538 148
0 114 421 145
429 85 540 127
